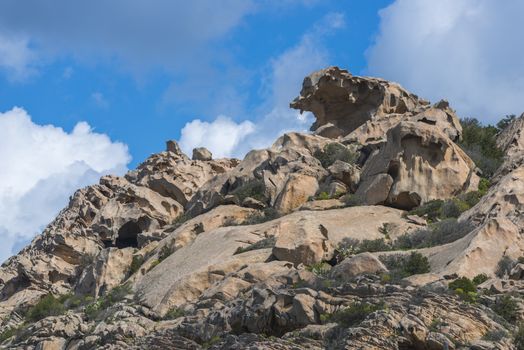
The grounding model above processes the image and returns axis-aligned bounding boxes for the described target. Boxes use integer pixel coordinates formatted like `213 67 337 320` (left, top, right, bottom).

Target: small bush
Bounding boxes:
321 301 386 327
496 256 516 278
335 238 360 261
473 273 489 285
158 244 173 263
0 327 19 343
478 178 491 195
129 255 145 275
482 329 507 342
234 236 276 255
307 262 332 277
240 208 280 225
394 219 474 249
85 283 132 320
26 294 66 322
355 238 392 253
408 200 445 222
380 252 430 279
148 259 160 271
231 180 267 203
316 191 330 200
515 323 524 350
492 295 520 323
164 307 185 320
449 277 476 294
343 194 364 207
314 143 357 168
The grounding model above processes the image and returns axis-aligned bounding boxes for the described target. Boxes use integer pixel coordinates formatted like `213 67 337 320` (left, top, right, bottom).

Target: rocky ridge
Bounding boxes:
0 67 523 349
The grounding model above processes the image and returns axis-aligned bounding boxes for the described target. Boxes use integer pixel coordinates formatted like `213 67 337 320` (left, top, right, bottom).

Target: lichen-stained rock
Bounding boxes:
186 132 331 216
357 121 479 209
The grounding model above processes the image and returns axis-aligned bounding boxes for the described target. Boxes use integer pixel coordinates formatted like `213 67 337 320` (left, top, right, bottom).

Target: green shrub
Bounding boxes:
316 191 330 200
234 236 276 255
496 256 516 277
231 180 267 203
343 194 364 207
449 277 476 294
129 255 145 275
0 327 18 343
164 307 185 320
26 294 66 322
335 238 360 261
355 238 392 253
394 219 474 249
496 114 516 131
492 295 520 323
314 143 357 168
482 329 507 342
472 273 489 285
321 301 386 327
515 323 524 350
158 244 173 263
85 283 132 320
459 117 504 177
240 208 280 225
478 178 491 195
148 259 160 271
380 252 430 279
408 200 445 222
306 262 332 278
172 213 192 229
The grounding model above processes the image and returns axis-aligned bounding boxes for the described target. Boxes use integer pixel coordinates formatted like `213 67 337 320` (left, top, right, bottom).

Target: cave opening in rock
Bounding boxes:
115 221 141 248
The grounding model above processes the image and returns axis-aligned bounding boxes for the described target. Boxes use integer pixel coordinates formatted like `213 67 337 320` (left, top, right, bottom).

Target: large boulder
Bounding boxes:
290 67 462 144
330 252 388 280
356 121 479 209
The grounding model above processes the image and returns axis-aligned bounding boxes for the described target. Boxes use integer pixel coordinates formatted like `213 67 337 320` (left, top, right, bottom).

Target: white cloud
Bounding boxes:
0 107 130 262
0 34 36 81
179 116 255 158
367 0 524 123
179 13 344 158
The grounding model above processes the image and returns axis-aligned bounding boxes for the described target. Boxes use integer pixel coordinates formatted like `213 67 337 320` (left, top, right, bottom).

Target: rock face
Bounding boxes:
357 121 479 209
291 67 463 144
0 66 522 350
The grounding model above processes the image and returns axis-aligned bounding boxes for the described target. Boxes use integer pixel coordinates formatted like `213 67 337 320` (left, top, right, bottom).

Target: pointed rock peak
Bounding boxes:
166 140 184 156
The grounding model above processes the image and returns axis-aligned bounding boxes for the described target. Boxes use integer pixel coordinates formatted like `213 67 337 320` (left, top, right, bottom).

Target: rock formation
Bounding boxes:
1 67 523 350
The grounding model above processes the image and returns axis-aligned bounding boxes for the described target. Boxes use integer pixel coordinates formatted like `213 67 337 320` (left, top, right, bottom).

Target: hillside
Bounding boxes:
1 66 524 349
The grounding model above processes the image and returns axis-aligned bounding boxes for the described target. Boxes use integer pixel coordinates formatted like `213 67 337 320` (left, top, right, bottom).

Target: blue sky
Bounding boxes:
0 0 391 167
0 0 523 262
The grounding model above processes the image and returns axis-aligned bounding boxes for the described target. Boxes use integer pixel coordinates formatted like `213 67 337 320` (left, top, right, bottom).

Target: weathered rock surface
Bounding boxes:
357 121 479 209
1 66 523 350
291 67 462 144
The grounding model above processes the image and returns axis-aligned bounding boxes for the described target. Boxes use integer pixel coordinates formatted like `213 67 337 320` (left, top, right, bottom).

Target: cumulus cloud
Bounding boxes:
179 13 344 158
0 107 130 262
367 0 524 122
179 116 255 158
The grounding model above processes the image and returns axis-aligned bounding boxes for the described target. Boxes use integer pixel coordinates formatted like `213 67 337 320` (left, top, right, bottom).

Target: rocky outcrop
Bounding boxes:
356 121 479 209
186 133 333 216
291 67 462 144
1 66 523 350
